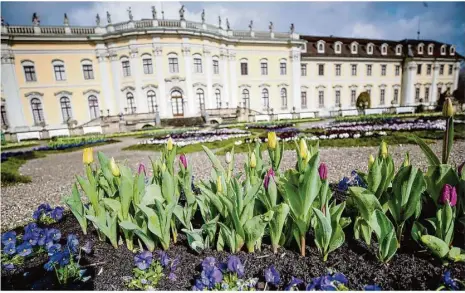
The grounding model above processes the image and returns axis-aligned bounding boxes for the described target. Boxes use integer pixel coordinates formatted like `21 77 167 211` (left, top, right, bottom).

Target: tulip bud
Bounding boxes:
368 154 375 169
380 141 388 159
161 163 167 172
110 157 120 177
167 137 174 151
264 168 275 189
402 153 410 168
318 163 328 180
82 148 94 165
267 132 277 149
179 154 188 169
216 176 223 193
439 184 457 206
225 152 232 164
442 98 454 118
299 138 308 160
250 152 257 168
138 163 146 176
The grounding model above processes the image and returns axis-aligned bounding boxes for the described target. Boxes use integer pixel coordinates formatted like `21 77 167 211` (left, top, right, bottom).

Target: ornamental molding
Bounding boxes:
277 83 289 88
192 82 207 88
414 83 422 88
181 46 191 56
121 86 135 92
379 84 387 89
333 85 343 89
316 85 326 89
54 90 73 96
259 83 271 88
238 84 251 89
364 84 373 89
392 84 401 88
165 76 186 82
24 91 44 98
437 82 444 86
349 84 358 89
301 85 309 90
153 46 163 56
212 83 223 88
142 84 158 90
83 89 100 95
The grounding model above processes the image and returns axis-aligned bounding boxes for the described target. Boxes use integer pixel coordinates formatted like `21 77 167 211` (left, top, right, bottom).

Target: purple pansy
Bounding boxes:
1 231 16 246
364 284 382 291
16 242 32 257
285 277 303 291
227 256 244 277
4 243 16 255
50 207 64 221
264 265 280 286
134 251 153 270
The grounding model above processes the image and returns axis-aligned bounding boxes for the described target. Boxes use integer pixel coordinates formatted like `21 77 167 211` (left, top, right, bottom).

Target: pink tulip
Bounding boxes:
138 163 146 176
180 154 188 169
318 163 328 181
264 168 275 189
439 184 457 207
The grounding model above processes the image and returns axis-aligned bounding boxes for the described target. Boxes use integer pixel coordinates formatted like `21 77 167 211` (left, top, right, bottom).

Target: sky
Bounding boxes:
1 1 464 55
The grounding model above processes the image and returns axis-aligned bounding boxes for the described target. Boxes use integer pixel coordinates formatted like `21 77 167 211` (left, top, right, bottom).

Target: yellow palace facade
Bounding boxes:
1 10 462 140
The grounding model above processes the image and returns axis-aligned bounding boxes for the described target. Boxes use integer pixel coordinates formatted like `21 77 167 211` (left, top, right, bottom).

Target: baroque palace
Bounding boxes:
1 7 463 141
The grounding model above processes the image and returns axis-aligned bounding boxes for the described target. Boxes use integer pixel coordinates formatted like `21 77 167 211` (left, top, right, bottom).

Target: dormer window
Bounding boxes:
351 42 358 54
334 42 342 54
417 43 424 54
440 45 446 55
450 46 456 55
381 43 388 55
395 44 402 56
317 40 325 53
367 43 374 55
428 44 434 55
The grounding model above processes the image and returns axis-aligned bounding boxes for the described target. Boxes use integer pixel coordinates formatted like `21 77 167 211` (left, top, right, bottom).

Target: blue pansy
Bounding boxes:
45 228 61 242
66 234 79 254
24 223 39 234
23 232 39 246
47 243 62 255
227 256 245 277
36 228 47 246
200 266 223 289
264 265 281 286
201 256 217 270
51 207 64 221
364 284 382 291
443 271 460 290
285 277 303 291
16 242 32 257
158 251 169 268
193 278 205 291
3 263 15 271
337 177 350 192
134 251 153 270
44 260 55 272
4 243 16 255
1 231 16 246
81 240 93 254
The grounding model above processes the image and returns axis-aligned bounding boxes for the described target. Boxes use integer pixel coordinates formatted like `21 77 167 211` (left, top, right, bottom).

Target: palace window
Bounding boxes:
31 98 44 125
450 46 455 55
242 89 250 108
351 90 356 106
301 64 307 76
439 64 444 75
215 89 221 109
367 64 372 76
393 88 399 104
262 88 269 108
381 44 388 55
281 88 287 108
60 97 72 121
122 60 131 77
317 41 325 53
318 64 324 76
351 64 357 76
417 64 422 75
417 43 424 54
351 42 358 54
22 61 37 82
335 64 341 76
440 45 446 55
82 64 94 80
424 87 430 103
381 64 387 76
126 92 136 114
335 42 342 54
88 95 99 119
415 88 420 102
147 90 156 113
171 90 184 116
193 56 203 73
142 58 153 74
240 59 248 75
213 59 219 74
427 64 432 75
261 60 268 75
168 54 179 73
396 45 402 56
395 65 400 76
367 44 373 55
196 88 205 111
318 90 324 108
53 60 66 81
335 90 341 106
448 64 453 75
301 91 307 109
380 89 385 105
280 59 287 75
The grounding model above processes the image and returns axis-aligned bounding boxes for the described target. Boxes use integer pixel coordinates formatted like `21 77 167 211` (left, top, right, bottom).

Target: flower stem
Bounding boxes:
300 236 305 257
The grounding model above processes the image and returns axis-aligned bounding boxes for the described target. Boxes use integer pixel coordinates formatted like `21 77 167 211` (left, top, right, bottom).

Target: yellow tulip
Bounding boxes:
217 176 223 193
368 154 375 169
442 98 454 118
82 148 93 165
402 153 410 167
380 141 388 159
110 157 120 177
299 138 308 160
167 137 174 151
250 152 257 168
267 132 277 149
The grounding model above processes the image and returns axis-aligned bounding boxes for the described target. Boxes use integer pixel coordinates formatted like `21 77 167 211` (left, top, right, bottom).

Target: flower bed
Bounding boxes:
246 122 294 130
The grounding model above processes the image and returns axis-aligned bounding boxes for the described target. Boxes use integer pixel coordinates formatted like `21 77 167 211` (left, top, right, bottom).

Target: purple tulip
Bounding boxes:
319 163 328 180
180 154 188 169
439 184 457 207
264 168 275 190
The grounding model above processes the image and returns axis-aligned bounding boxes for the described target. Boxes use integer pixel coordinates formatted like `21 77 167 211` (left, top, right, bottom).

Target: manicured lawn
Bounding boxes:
1 152 46 186
1 141 41 150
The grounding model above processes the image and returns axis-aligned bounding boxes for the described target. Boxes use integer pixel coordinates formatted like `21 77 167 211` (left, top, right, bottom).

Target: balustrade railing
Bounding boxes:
40 26 66 34
158 19 181 28
135 20 153 28
70 27 95 34
7 26 35 34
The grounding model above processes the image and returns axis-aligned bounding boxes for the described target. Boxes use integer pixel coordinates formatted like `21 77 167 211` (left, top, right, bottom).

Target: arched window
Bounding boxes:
334 42 342 54
60 97 72 121
367 43 374 54
262 88 269 108
215 89 221 109
317 41 325 53
450 46 456 55
171 90 184 116
428 44 434 55
396 45 402 56
440 45 446 55
351 42 358 54
242 89 250 109
193 54 203 73
88 95 99 119
22 60 37 82
147 90 156 113
381 44 388 55
31 98 44 124
196 88 205 112
281 88 287 108
126 92 136 114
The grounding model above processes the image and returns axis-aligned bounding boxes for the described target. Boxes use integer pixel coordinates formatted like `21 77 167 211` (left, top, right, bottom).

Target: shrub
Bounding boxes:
356 91 371 109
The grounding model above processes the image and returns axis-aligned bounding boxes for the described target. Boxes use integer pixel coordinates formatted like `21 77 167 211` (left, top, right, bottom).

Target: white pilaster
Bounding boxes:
1 50 27 131
430 62 440 105
401 61 416 106
220 51 230 108
204 49 213 110
96 47 115 115
153 45 168 118
226 48 236 108
290 48 302 112
182 44 195 116
109 50 123 114
453 61 461 90
129 45 145 113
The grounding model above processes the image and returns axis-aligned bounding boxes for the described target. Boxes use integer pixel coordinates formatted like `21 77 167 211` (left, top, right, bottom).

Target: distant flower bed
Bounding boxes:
140 129 250 147
326 118 446 132
246 122 294 130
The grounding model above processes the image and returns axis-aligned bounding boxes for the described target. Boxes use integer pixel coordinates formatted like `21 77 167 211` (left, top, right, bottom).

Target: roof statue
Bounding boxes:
32 13 40 26
218 16 222 28
96 14 100 26
63 13 69 26
106 11 111 24
269 21 273 32
248 20 253 31
201 9 205 23
151 6 157 20
179 5 185 20
128 7 133 21
290 23 295 34
226 18 230 30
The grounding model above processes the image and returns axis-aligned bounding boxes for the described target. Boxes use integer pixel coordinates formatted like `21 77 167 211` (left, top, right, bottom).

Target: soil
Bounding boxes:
2 211 464 291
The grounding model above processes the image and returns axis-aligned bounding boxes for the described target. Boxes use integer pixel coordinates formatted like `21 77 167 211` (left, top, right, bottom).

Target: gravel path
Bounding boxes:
2 138 464 230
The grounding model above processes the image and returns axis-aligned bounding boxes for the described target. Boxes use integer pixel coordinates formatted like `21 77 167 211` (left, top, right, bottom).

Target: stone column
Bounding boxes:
182 45 195 116
129 47 145 113
290 48 302 112
203 49 213 109
109 50 123 114
153 46 168 118
96 48 115 115
453 61 461 90
401 61 417 106
1 50 27 131
228 51 237 108
430 62 440 105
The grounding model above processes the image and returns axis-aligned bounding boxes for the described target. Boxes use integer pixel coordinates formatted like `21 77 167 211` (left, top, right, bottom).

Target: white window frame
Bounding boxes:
450 46 455 55
381 64 387 76
52 59 67 81
428 44 434 55
280 58 287 75
85 91 100 120
381 43 388 56
395 65 400 76
212 56 219 74
317 40 325 53
417 43 424 54
335 64 341 76
81 59 94 80
120 56 131 77
215 88 221 109
168 53 179 74
351 42 358 54
240 58 248 75
350 89 356 106
56 93 74 122
280 87 288 109
260 58 268 76
301 91 307 109
395 44 402 56
367 64 372 76
27 94 47 125
301 63 307 76
334 41 342 54
351 64 357 76
367 43 374 55
21 60 37 82
193 54 203 74
141 53 154 75
440 45 446 56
